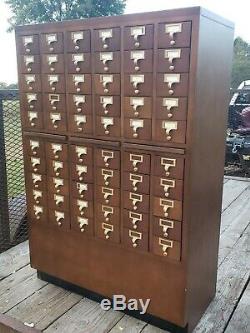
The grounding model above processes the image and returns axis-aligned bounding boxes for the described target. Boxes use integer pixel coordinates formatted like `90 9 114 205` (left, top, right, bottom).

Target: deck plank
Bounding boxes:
222 180 249 212
109 315 147 332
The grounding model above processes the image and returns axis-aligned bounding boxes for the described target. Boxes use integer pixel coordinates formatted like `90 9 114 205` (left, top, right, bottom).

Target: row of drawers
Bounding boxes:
17 22 191 54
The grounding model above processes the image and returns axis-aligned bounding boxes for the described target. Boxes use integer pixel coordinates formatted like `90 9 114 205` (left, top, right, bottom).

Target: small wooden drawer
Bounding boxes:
94 51 120 73
96 203 120 225
20 92 42 112
93 28 121 51
42 74 65 93
71 214 94 235
71 181 94 200
123 228 148 252
68 94 92 115
66 30 91 53
24 155 46 174
154 120 186 144
26 189 47 207
153 176 183 200
124 50 153 73
95 148 120 169
96 168 120 188
157 48 190 73
26 172 46 192
124 191 150 213
40 32 64 53
154 155 184 179
70 145 93 165
67 74 91 94
124 151 151 174
153 217 181 241
158 22 192 48
47 192 70 211
19 74 41 92
47 159 69 178
96 221 120 243
152 236 181 260
18 55 40 73
21 110 43 130
24 137 45 157
124 25 153 50
41 54 64 73
123 209 149 233
48 176 69 195
46 142 68 161
69 114 93 134
45 111 67 133
124 73 153 96
96 185 120 207
156 97 187 120
28 203 47 223
95 95 121 117
156 73 189 97
71 163 93 183
96 116 121 137
123 172 150 194
67 53 91 73
48 209 69 229
43 93 66 113
17 35 39 55
72 198 94 218
124 97 151 119
124 118 152 140
153 197 182 221
94 74 120 95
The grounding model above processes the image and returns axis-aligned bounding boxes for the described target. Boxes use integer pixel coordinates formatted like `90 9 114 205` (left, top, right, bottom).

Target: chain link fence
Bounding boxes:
0 89 28 253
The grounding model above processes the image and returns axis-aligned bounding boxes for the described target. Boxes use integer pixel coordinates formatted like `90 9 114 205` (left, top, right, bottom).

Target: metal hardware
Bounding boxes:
162 121 178 140
100 74 113 93
30 140 39 154
48 75 59 91
162 98 179 118
129 173 142 191
102 222 113 239
159 238 173 256
47 55 58 71
24 55 34 72
53 161 63 176
101 169 113 186
160 178 175 197
76 164 87 181
129 192 142 210
101 116 114 135
129 211 142 229
72 54 84 72
130 119 144 138
71 31 84 50
130 153 143 172
130 26 145 47
26 93 37 108
130 74 144 94
73 75 84 92
53 177 64 193
100 96 113 114
164 49 181 70
129 230 142 247
74 115 86 131
78 217 88 232
33 205 43 220
99 29 113 49
164 73 180 94
55 210 64 226
76 183 88 198
102 205 114 222
165 23 182 45
130 50 145 71
102 187 113 203
160 157 176 176
101 150 114 167
159 218 174 237
54 194 64 206
73 95 86 112
77 199 88 216
130 97 144 116
160 198 174 217
28 111 38 126
50 112 61 128
30 157 40 172
75 146 87 162
32 173 41 188
23 36 33 52
46 34 57 51
33 190 42 204
100 52 113 71
25 75 35 90
49 94 60 110
51 143 62 159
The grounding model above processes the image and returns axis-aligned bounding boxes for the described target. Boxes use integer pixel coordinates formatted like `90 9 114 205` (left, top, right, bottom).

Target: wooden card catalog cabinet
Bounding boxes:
16 7 234 333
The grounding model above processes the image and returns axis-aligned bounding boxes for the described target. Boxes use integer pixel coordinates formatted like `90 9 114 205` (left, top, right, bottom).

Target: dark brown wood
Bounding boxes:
0 313 41 333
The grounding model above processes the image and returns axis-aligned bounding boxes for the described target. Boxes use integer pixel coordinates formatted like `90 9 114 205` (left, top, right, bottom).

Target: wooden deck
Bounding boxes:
0 176 249 333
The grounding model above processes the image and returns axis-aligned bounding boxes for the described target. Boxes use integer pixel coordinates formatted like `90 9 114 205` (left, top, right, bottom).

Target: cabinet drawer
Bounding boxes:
153 197 182 221
123 228 148 252
45 111 67 133
156 97 187 120
124 191 150 213
26 172 46 191
41 54 64 73
48 176 69 195
123 209 149 233
94 74 120 95
19 74 41 92
154 120 186 144
28 203 47 223
96 168 120 188
49 209 69 229
72 198 94 218
69 114 93 134
24 137 45 157
124 97 151 119
47 192 70 211
158 22 191 48
71 163 93 183
47 159 69 178
95 95 120 117
20 93 42 112
124 74 153 96
94 51 120 73
124 50 153 73
40 32 64 53
96 185 120 207
153 176 183 200
43 93 66 113
26 189 47 207
46 142 68 161
154 155 184 179
95 148 120 169
24 155 46 174
96 116 121 137
124 25 153 50
153 217 181 241
93 28 120 51
67 53 91 73
71 214 94 235
17 35 39 55
66 30 91 53
68 94 92 115
157 48 190 73
123 172 150 194
96 221 120 243
42 74 65 93
67 74 91 94
70 145 93 165
18 55 40 73
124 151 151 174
71 181 94 200
96 203 120 225
124 118 152 140
21 110 43 130
152 236 181 260
156 73 189 97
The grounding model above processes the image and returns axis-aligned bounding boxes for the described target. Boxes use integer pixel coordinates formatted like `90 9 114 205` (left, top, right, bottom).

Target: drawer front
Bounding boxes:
47 192 70 211
46 142 68 161
67 74 91 94
24 137 45 157
124 191 150 213
68 94 92 115
48 209 69 229
93 28 121 51
124 151 151 174
123 228 148 252
40 32 64 53
154 120 186 144
45 111 67 132
94 74 120 95
72 198 94 218
124 118 152 140
124 25 154 50
96 168 120 188
26 189 47 207
66 30 91 53
123 172 150 194
156 73 189 97
153 176 183 200
70 145 93 165
71 214 94 235
154 155 184 179
157 48 190 73
152 236 181 260
158 22 192 48
153 197 182 221
19 74 41 92
123 209 149 233
42 74 65 93
18 55 40 73
96 203 120 225
124 97 151 119
71 163 93 183
71 181 94 200
24 155 46 174
67 53 91 73
48 176 69 195
26 172 46 192
96 185 120 207
124 73 153 96
41 54 64 73
17 35 39 55
94 51 120 73
153 217 181 241
95 95 121 117
69 114 93 134
96 221 120 243
156 97 187 120
20 93 42 112
96 116 121 137
28 203 47 223
124 50 153 73
43 93 66 113
21 110 43 130
95 148 120 169
47 159 69 178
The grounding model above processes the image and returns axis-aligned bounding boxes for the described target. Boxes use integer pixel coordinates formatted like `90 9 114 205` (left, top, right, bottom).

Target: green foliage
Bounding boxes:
6 0 126 31
231 37 250 88
0 82 18 89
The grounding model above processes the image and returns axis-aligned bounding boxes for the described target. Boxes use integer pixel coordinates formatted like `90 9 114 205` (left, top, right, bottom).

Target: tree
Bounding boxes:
231 37 250 88
0 82 18 89
6 0 126 31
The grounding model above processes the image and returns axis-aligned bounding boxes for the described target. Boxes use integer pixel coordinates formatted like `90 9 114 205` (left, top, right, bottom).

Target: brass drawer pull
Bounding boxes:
23 36 33 53
49 94 60 110
159 238 173 256
47 55 58 71
129 153 143 172
101 169 113 186
130 97 144 117
160 199 174 217
77 199 88 216
164 74 180 95
53 177 64 193
53 161 63 176
73 75 85 92
74 115 86 131
102 187 114 203
101 117 114 135
72 54 84 72
129 173 143 191
100 96 113 115
55 210 64 226
54 194 64 206
162 121 178 141
48 75 59 91
101 150 114 167
129 192 142 210
100 74 113 93
130 119 144 138
76 164 87 181
100 52 113 71
78 217 88 232
130 74 144 94
102 205 114 221
159 219 174 237
33 205 43 220
71 31 84 50
51 143 62 159
27 93 37 108
32 173 41 188
46 34 57 51
164 23 182 46
130 50 145 71
77 183 88 198
33 190 42 203
73 95 86 112
129 211 142 229
30 157 40 172
24 55 34 72
130 26 145 48
25 74 35 90
75 146 87 162
50 112 61 128
102 222 113 239
164 49 181 70
30 140 39 154
28 111 38 126
160 157 176 176
99 29 113 49
129 230 142 247
160 178 175 197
